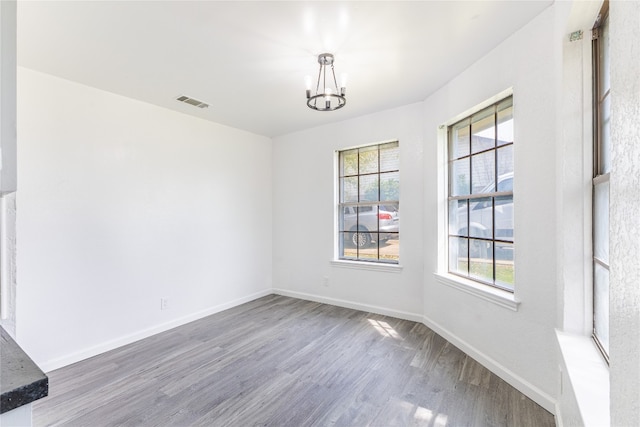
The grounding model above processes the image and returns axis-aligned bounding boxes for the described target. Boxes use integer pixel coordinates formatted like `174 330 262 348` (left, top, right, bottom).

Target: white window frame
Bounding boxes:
334 141 400 266
435 88 519 311
591 0 610 363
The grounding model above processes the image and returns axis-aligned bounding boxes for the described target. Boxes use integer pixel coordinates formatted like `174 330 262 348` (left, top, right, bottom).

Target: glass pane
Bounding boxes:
359 174 379 202
449 236 468 276
594 262 610 355
497 96 513 112
380 202 399 213
339 232 348 258
342 231 359 259
340 177 358 202
497 145 514 183
359 146 378 174
345 220 373 251
495 242 514 290
358 205 378 232
340 206 357 232
358 238 379 261
471 151 495 194
381 204 399 246
379 232 399 262
379 205 399 235
449 199 468 237
380 142 399 172
497 104 513 147
469 198 492 239
450 158 470 196
599 94 611 174
340 149 358 176
449 119 470 159
495 195 514 242
471 106 495 154
469 240 493 283
338 206 347 232
593 180 609 264
379 172 399 201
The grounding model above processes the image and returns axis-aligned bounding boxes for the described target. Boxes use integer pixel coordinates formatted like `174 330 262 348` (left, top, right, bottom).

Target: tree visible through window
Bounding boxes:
447 96 514 290
338 142 399 263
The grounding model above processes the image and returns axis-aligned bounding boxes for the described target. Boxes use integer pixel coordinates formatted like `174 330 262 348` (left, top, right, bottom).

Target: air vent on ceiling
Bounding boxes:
176 95 209 109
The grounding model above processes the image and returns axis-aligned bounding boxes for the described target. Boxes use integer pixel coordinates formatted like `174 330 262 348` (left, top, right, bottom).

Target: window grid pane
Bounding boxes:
338 142 399 264
447 96 514 291
592 7 610 361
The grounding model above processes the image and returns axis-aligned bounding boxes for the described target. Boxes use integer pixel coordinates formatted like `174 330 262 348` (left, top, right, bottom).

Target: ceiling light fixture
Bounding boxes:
305 53 346 111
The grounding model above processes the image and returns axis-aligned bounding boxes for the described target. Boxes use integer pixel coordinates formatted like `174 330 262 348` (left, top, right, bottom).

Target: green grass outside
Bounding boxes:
456 260 514 287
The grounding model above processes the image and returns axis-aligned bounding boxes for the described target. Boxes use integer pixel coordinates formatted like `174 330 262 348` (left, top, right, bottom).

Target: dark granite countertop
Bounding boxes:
1 326 48 414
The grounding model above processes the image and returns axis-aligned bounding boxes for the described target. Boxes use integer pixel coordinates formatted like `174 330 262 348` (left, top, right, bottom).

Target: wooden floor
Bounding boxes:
33 295 554 426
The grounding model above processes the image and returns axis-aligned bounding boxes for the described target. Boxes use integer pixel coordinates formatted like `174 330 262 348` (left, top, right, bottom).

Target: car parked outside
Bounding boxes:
342 205 399 248
455 173 513 259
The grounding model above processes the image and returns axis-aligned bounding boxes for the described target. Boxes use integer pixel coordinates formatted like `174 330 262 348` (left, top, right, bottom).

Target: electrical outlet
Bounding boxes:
322 276 329 287
160 298 169 310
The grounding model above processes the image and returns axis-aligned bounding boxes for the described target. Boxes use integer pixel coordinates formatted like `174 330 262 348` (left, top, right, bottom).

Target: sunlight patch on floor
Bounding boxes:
414 406 448 426
368 319 401 339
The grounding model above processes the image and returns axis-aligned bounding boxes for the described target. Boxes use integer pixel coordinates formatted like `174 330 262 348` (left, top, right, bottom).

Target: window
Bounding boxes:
592 3 610 360
338 141 399 263
447 96 514 291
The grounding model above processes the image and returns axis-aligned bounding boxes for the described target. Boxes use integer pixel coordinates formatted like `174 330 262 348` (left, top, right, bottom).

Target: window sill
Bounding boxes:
434 272 519 311
331 260 402 273
556 330 609 427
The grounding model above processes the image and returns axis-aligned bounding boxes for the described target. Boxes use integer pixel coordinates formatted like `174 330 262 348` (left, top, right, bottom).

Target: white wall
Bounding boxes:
272 6 560 413
422 7 558 411
0 0 18 336
16 68 273 371
424 8 561 410
610 1 640 425
272 103 425 319
16 1 640 422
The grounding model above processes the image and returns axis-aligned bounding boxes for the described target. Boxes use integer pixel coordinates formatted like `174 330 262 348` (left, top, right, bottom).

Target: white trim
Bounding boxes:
330 259 402 273
272 288 422 323
0 403 31 427
334 140 401 264
0 195 9 320
555 330 609 427
273 288 552 413
434 272 520 311
555 405 566 427
436 89 518 307
335 138 399 152
39 286 553 416
441 87 514 128
422 313 556 413
39 289 272 372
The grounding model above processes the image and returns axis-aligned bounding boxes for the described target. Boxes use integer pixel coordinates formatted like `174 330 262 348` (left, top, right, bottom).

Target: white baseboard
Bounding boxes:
272 288 424 323
40 289 272 373
555 404 565 427
40 287 557 416
273 288 555 414
421 314 557 414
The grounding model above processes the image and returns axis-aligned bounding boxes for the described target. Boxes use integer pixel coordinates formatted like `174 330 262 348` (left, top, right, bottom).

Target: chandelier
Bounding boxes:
305 53 346 111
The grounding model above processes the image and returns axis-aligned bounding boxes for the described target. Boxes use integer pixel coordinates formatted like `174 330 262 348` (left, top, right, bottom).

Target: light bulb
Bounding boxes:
305 75 312 99
340 73 348 88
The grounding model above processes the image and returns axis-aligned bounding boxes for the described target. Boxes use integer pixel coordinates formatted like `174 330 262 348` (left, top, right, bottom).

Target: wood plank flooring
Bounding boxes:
33 295 555 426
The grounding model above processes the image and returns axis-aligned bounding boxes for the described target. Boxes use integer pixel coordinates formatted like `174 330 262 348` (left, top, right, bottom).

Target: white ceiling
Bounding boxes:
17 1 552 138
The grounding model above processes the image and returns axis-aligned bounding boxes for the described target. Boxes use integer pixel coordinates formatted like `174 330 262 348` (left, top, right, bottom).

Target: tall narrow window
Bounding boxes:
338 142 399 263
592 2 610 360
447 96 514 291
